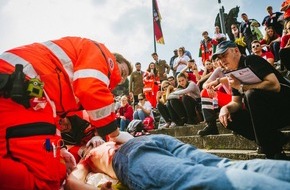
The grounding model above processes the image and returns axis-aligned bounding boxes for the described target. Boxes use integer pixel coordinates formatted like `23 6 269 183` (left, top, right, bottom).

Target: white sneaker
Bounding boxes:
159 123 170 129
169 122 176 128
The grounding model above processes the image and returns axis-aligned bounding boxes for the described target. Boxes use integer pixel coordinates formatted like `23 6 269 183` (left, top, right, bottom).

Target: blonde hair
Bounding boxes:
161 80 170 91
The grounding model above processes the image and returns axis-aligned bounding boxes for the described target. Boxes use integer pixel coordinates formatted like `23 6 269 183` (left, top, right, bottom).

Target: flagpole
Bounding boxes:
152 0 157 53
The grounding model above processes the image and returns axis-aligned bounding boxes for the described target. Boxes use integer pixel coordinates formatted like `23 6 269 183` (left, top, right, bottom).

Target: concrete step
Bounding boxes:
151 122 232 137
150 125 290 151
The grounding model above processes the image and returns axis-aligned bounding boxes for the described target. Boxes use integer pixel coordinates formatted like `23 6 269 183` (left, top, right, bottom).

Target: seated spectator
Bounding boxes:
279 20 290 72
180 59 202 84
167 75 177 88
260 26 281 62
251 40 275 65
133 93 154 122
262 6 284 36
116 95 134 131
199 31 214 65
197 59 215 90
143 62 160 108
66 134 290 190
197 59 232 136
213 40 290 159
212 25 227 45
231 23 247 56
168 73 202 125
173 47 190 77
156 80 175 128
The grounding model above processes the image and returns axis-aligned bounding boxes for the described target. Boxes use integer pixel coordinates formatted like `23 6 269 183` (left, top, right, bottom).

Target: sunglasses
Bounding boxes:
138 99 144 101
252 44 260 48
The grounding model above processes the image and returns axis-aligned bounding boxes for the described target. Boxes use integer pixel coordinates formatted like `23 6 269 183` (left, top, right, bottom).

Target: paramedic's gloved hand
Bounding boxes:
86 136 105 147
60 148 77 174
110 131 134 144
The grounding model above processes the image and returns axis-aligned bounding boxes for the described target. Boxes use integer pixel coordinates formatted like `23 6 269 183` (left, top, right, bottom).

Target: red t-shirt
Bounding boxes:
280 34 290 48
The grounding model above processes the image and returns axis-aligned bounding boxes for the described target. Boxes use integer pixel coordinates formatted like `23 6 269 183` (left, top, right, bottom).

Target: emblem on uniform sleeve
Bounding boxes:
108 58 114 71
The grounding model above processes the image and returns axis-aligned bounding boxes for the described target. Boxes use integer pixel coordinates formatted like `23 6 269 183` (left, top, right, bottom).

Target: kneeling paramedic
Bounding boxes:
0 36 133 190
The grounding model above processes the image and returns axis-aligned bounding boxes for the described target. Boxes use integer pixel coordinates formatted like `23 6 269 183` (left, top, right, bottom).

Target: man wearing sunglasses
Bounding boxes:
212 40 290 160
251 40 275 66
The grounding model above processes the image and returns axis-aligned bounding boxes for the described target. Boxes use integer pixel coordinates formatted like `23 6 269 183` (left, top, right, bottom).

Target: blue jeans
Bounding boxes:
112 134 290 190
133 110 146 121
119 119 130 131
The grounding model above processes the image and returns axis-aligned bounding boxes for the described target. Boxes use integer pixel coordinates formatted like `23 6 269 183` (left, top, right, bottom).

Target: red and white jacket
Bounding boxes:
0 36 121 136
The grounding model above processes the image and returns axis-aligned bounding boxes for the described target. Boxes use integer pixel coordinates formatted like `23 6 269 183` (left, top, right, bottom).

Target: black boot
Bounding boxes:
197 121 219 136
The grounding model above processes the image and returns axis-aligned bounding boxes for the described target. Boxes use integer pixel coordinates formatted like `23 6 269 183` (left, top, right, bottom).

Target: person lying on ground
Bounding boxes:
65 134 290 190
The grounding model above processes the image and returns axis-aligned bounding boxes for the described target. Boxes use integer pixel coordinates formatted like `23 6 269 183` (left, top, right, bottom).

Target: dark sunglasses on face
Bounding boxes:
252 44 260 48
138 99 144 101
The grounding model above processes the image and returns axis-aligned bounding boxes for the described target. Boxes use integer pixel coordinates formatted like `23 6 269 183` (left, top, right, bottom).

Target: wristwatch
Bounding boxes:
239 84 244 94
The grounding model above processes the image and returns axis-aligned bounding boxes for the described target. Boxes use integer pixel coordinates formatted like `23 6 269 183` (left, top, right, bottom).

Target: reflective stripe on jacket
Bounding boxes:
0 36 121 135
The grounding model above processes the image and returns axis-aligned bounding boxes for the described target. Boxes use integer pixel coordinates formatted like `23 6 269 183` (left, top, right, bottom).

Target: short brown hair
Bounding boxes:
114 53 133 75
202 31 208 36
251 40 260 45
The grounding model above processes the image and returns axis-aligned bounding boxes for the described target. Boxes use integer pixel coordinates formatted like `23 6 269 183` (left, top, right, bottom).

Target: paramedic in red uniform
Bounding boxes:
0 36 133 190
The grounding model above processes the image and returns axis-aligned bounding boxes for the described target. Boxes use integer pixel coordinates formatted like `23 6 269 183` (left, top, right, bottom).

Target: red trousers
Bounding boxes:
0 98 66 190
200 89 231 107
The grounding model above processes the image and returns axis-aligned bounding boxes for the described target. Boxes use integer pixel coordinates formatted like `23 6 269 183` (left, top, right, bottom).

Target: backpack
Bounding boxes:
127 119 150 137
143 116 155 131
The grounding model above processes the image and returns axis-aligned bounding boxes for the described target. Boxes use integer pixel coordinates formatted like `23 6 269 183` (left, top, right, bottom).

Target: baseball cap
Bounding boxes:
212 41 237 60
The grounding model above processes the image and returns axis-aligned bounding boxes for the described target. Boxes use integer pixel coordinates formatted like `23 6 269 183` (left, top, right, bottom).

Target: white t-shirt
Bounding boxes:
173 55 190 73
137 101 154 119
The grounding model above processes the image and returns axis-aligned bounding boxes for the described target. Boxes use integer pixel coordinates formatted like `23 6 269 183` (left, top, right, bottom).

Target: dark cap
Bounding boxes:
212 41 237 60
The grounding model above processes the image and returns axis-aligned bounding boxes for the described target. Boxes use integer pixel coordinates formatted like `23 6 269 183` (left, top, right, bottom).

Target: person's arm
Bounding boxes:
65 161 96 190
171 82 197 96
136 102 151 116
129 74 133 93
192 63 201 81
180 64 190 74
173 58 179 71
165 62 170 74
219 95 243 128
243 73 280 92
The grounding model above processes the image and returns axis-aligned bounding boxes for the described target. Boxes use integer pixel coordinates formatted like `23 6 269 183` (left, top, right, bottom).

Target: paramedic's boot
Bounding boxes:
197 120 219 136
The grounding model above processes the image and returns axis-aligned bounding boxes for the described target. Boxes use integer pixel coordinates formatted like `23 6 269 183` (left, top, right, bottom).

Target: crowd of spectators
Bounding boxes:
112 3 290 157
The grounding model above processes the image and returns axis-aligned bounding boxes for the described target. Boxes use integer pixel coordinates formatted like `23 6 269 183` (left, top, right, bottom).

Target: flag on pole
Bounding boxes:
153 0 165 44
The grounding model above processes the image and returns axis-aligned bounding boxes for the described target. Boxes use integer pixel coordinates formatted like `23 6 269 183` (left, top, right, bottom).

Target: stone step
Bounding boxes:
152 123 290 137
150 124 290 160
150 125 290 151
151 122 232 136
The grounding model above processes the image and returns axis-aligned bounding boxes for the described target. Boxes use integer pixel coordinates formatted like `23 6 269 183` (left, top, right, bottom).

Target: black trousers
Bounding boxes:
226 85 290 156
166 99 187 125
157 102 171 123
182 95 200 124
279 48 290 71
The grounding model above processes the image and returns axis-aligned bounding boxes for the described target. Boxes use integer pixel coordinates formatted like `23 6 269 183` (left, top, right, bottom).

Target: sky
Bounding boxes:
0 0 284 73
